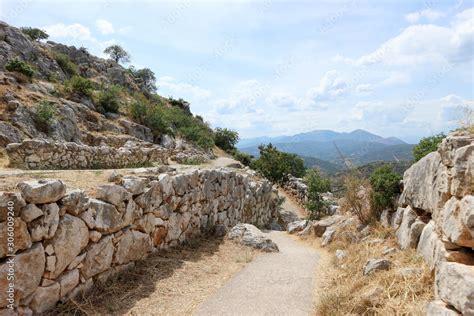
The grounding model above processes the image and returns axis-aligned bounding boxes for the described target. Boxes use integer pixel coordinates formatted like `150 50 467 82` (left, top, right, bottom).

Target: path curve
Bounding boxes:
195 231 319 316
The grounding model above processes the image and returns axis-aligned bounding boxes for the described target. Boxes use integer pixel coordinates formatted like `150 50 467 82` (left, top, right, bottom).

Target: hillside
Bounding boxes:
238 129 414 166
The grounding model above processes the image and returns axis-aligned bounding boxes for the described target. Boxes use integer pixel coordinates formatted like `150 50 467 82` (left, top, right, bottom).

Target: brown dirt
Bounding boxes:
54 237 258 315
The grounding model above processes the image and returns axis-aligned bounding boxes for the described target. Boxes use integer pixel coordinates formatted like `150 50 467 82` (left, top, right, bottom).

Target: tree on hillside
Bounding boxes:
214 127 239 151
251 144 305 183
104 45 131 64
369 165 401 213
413 133 446 161
128 66 157 93
20 27 48 41
305 169 331 220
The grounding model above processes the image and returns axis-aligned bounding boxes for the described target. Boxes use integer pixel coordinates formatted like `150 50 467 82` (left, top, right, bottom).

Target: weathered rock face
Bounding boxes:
6 139 171 170
395 132 473 314
0 168 279 313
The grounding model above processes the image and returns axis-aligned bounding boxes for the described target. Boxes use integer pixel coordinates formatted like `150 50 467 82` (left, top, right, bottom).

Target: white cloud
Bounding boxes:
42 23 92 41
382 72 411 86
96 19 115 35
157 76 211 102
306 70 347 101
356 83 373 93
405 9 444 24
357 8 474 66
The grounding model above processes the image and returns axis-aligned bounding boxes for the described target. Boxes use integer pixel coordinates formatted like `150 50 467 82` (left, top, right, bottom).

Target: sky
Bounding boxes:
1 0 473 143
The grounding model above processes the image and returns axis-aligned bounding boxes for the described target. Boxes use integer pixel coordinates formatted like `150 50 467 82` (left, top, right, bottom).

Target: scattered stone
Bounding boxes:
108 170 123 183
335 249 347 260
382 247 396 256
313 215 344 237
287 220 307 234
321 227 336 246
276 209 300 230
363 258 391 275
228 224 279 252
17 179 66 204
30 283 60 313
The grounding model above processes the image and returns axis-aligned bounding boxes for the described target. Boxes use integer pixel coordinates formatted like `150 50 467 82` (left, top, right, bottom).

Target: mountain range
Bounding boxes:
237 129 415 173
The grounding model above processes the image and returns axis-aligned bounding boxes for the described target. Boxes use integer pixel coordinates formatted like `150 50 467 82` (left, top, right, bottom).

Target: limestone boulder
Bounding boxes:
435 262 474 315
20 204 43 223
396 206 424 249
135 182 163 213
0 192 26 221
391 207 404 229
425 300 460 316
321 227 336 247
287 220 307 234
436 196 474 248
113 230 153 265
228 223 279 252
59 189 88 216
276 208 300 230
399 152 450 214
44 214 89 279
122 177 147 195
17 179 66 204
96 184 132 206
363 258 391 275
28 203 60 241
0 218 31 257
450 144 473 197
86 199 123 234
80 235 114 279
29 283 60 314
0 243 45 308
313 215 344 237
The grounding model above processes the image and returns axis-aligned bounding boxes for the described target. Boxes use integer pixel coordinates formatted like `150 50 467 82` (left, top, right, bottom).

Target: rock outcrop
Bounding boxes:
0 168 280 314
394 132 473 315
228 223 279 252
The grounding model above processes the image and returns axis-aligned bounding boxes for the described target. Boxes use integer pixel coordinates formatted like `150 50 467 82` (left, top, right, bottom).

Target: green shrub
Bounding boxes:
168 97 191 113
214 127 239 151
228 149 254 166
369 165 402 213
5 58 35 78
413 133 446 162
53 52 78 77
34 101 56 131
65 75 94 97
305 169 331 220
251 144 305 183
20 27 48 41
96 85 122 114
128 67 157 94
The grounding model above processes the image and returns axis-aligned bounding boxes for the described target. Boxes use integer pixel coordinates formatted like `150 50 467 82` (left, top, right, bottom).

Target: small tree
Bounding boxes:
5 58 35 78
305 169 331 220
104 45 131 64
369 165 402 214
34 101 56 132
96 85 122 114
413 133 446 161
20 27 49 41
252 144 305 183
214 128 239 151
134 68 157 93
341 171 371 224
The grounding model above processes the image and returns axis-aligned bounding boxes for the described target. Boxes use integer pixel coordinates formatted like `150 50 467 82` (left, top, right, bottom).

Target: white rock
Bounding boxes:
435 262 474 315
17 179 66 204
20 204 43 222
228 223 279 252
30 283 60 313
363 258 391 275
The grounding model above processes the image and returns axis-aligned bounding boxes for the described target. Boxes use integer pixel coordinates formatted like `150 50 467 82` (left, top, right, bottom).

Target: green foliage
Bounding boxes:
128 97 215 149
5 58 34 78
369 165 402 213
214 127 239 151
96 85 122 114
413 133 446 162
228 149 254 166
65 75 94 97
34 101 56 131
128 66 156 93
104 45 131 64
53 52 78 77
251 144 305 183
20 27 48 41
305 169 331 220
168 97 191 113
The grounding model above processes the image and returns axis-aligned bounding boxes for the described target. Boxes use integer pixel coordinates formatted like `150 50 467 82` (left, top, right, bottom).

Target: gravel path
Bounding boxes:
195 231 319 316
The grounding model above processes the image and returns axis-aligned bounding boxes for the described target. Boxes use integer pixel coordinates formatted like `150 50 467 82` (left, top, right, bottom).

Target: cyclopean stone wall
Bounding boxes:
281 175 308 207
391 131 473 315
0 168 279 314
5 139 172 170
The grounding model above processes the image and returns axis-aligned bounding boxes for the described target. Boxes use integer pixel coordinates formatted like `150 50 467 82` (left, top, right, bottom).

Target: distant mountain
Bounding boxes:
238 129 414 167
300 156 342 175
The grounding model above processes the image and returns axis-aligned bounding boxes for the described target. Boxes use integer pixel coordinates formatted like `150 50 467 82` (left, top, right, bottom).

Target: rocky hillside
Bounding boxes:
0 21 214 167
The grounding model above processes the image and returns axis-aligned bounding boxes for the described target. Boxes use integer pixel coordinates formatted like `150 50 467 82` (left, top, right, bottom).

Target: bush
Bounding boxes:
104 45 130 64
5 58 34 78
413 133 446 161
168 97 191 113
128 67 156 94
229 149 254 166
53 52 78 77
34 101 56 131
20 27 48 41
305 169 331 220
251 144 305 183
65 76 94 97
369 165 401 213
341 171 372 224
96 85 122 114
214 128 239 151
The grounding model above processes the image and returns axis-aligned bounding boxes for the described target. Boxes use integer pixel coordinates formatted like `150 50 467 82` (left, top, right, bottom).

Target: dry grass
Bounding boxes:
314 224 433 315
53 237 257 315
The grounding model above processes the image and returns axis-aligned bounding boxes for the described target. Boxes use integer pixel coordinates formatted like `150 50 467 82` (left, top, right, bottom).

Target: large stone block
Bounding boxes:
0 243 45 308
450 144 473 197
17 179 66 204
435 262 474 315
113 230 152 265
29 283 60 313
0 218 31 258
28 203 60 241
80 235 114 279
96 184 132 206
436 196 474 248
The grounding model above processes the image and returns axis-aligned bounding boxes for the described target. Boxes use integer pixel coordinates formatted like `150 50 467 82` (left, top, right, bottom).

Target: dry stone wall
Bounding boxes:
5 139 172 170
391 132 473 315
281 175 308 206
0 168 279 314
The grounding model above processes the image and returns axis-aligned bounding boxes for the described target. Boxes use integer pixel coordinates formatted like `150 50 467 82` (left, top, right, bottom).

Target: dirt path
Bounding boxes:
278 188 307 219
195 231 319 316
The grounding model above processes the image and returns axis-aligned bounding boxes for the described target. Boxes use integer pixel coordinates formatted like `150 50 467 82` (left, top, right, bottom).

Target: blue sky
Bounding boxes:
1 0 473 143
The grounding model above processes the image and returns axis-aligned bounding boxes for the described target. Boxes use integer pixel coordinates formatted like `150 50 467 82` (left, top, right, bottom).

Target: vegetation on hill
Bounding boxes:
214 128 239 152
5 58 35 78
20 27 48 41
251 144 305 183
305 169 331 220
104 44 131 64
369 165 402 213
413 133 446 161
